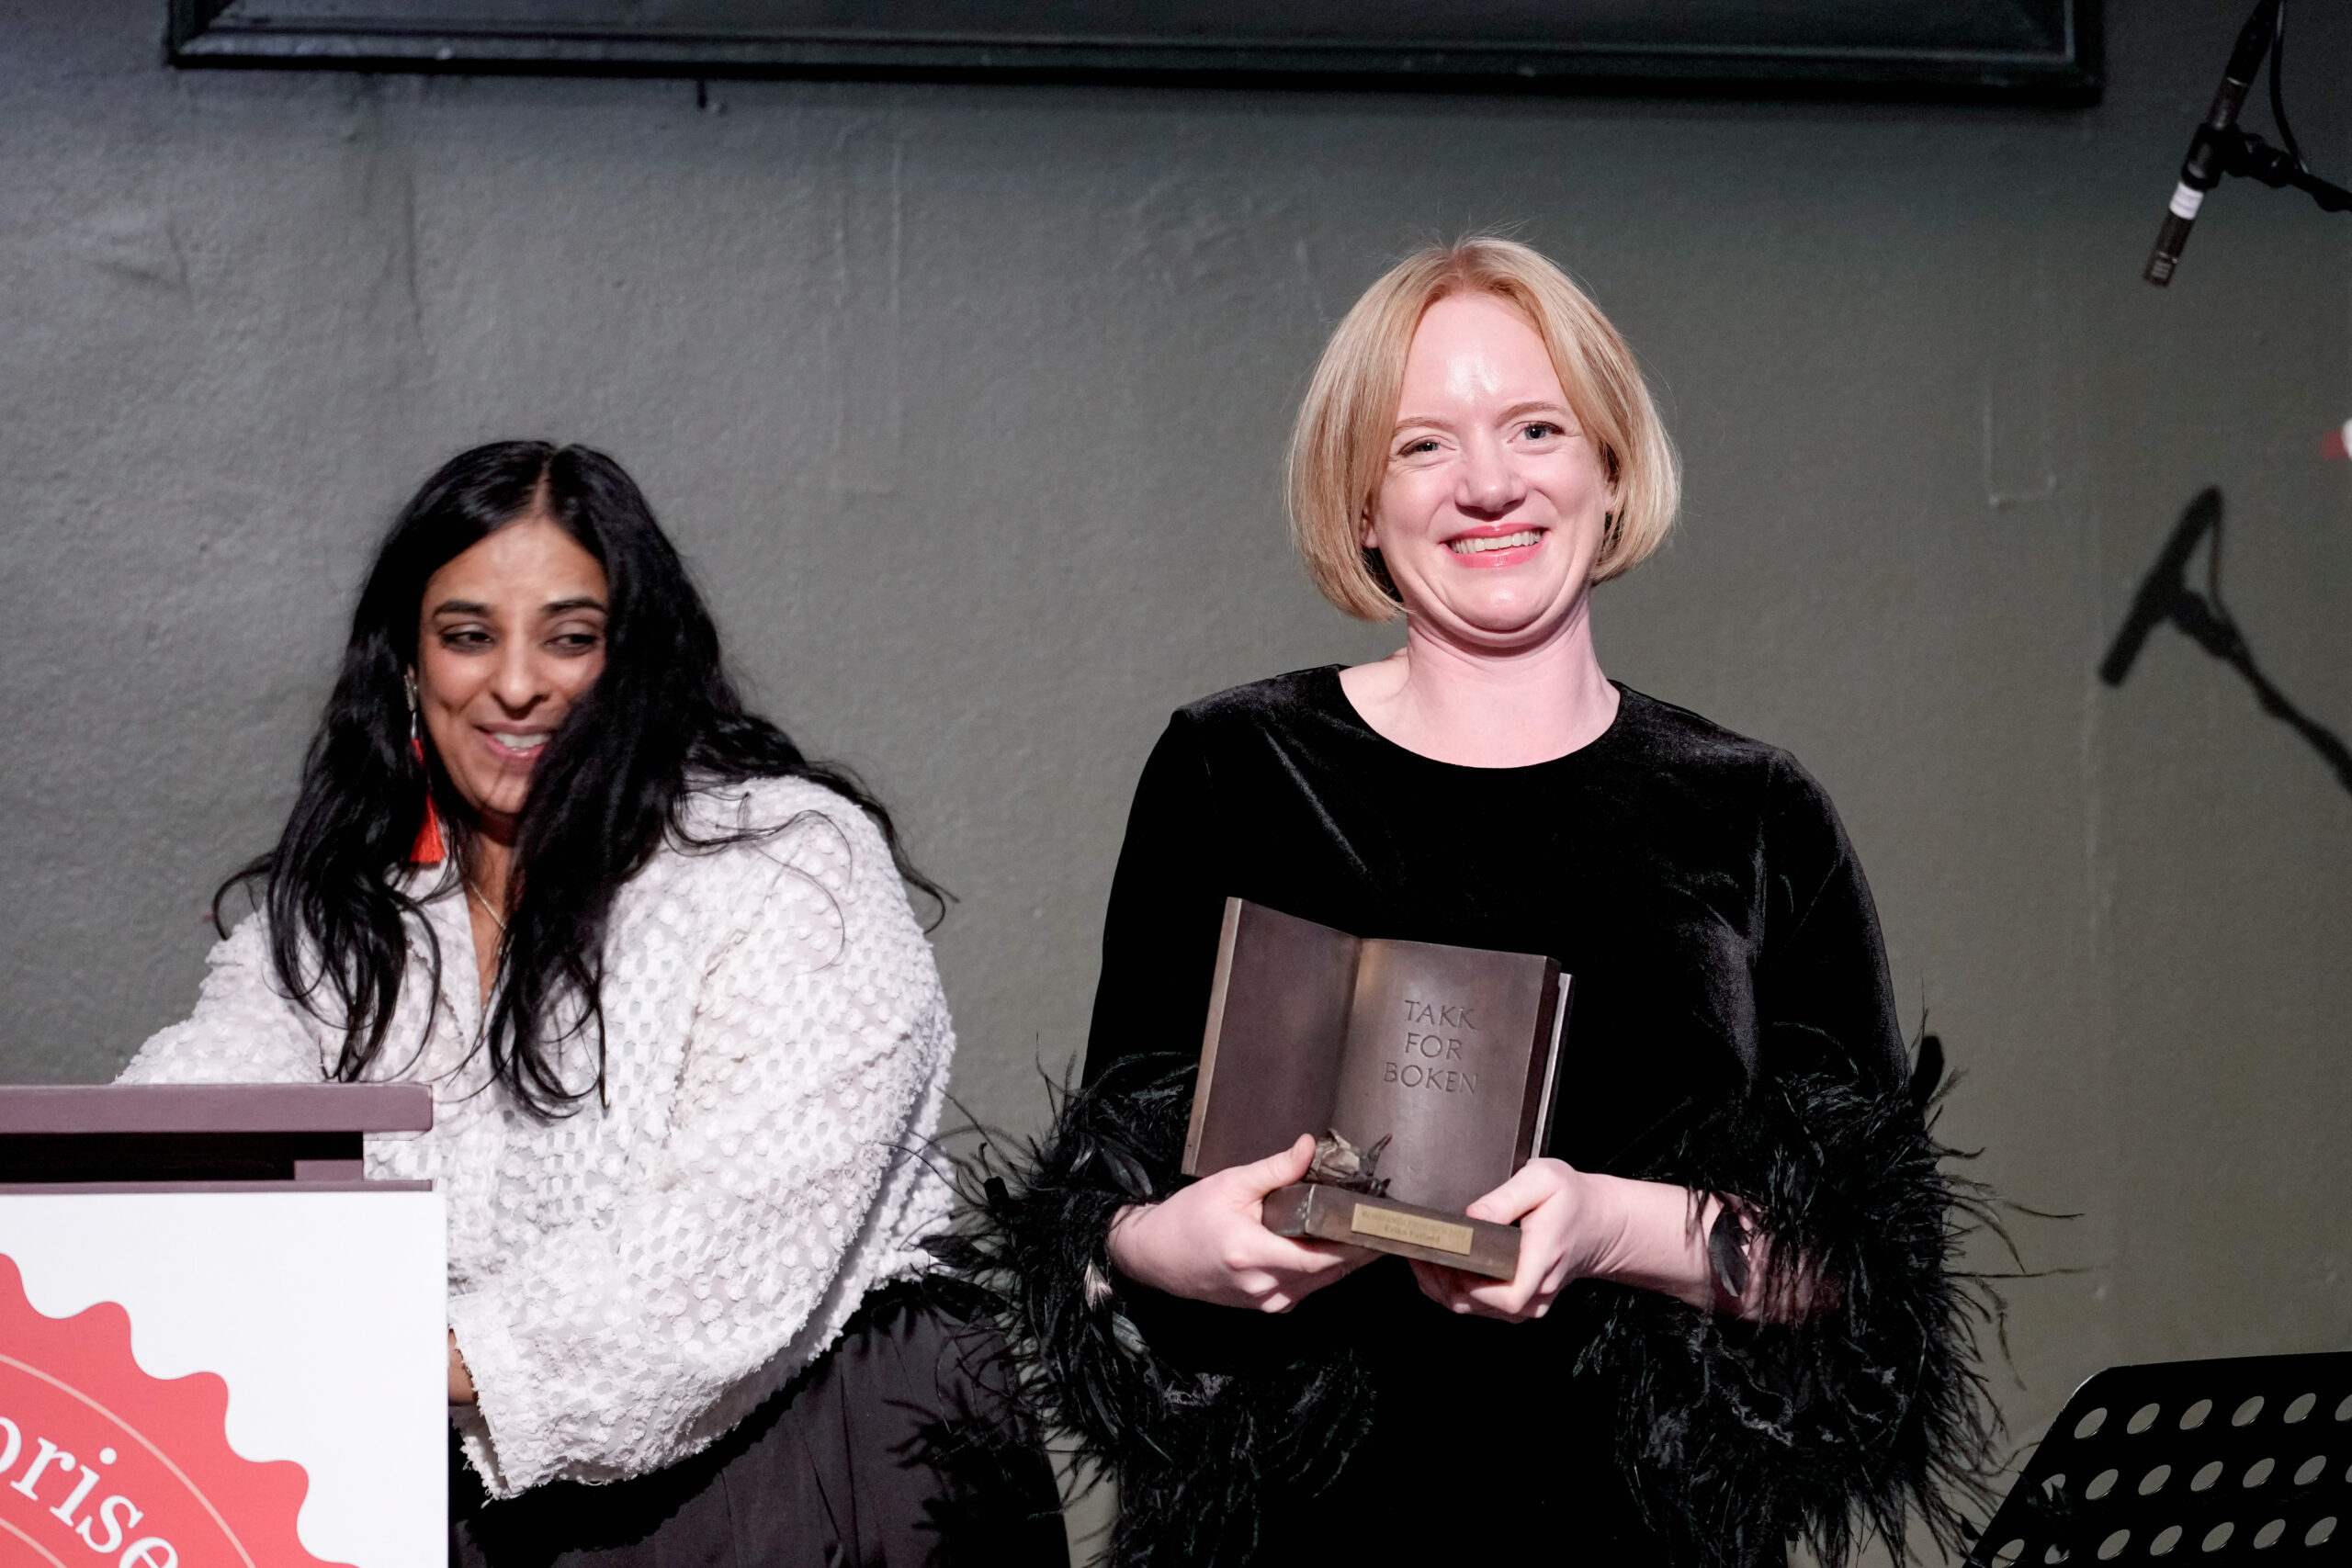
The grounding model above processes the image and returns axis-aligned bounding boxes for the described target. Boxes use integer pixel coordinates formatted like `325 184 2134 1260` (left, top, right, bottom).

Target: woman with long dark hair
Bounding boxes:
121 442 1066 1565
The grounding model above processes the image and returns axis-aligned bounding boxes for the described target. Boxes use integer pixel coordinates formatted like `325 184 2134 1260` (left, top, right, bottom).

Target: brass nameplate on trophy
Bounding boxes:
1184 897 1569 1278
1260 1182 1522 1278
1351 1203 1472 1256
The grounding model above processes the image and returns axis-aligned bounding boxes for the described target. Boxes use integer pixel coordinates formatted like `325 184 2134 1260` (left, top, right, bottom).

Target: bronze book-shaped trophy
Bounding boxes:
1181 897 1570 1280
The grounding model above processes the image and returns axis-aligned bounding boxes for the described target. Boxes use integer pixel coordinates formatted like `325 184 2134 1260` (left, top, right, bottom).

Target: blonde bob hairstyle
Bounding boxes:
1286 236 1679 622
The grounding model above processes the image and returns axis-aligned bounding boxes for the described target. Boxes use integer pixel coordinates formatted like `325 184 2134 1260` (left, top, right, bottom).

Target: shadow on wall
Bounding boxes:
2099 487 2352 799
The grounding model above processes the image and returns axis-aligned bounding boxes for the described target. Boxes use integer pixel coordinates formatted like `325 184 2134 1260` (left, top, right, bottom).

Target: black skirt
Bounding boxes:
451 1281 1069 1568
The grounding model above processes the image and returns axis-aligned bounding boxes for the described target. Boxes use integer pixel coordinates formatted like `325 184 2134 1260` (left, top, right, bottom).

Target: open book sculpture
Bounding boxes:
1181 898 1569 1280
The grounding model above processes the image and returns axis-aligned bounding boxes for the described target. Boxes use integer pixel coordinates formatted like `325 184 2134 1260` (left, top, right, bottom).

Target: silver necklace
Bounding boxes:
464 875 508 936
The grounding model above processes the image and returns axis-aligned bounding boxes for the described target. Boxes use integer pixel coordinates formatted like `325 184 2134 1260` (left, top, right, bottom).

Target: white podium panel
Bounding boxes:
0 1190 445 1568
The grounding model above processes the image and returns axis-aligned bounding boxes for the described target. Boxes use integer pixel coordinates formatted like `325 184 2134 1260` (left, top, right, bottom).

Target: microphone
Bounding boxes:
2100 488 2223 685
2145 0 2281 286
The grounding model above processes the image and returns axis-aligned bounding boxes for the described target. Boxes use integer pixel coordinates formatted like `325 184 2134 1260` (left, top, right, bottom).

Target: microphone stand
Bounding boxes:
2143 0 2349 282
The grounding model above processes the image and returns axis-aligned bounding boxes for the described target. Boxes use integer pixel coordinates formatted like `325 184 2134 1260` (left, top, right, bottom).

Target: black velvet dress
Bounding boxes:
979 669 1983 1568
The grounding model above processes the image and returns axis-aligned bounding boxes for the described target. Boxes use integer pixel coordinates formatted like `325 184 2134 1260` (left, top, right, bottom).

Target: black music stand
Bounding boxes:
1968 1353 2352 1563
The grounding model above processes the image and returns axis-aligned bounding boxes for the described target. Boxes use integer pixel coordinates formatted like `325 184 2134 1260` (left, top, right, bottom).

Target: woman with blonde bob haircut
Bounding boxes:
1291 235 1679 619
980 237 1987 1568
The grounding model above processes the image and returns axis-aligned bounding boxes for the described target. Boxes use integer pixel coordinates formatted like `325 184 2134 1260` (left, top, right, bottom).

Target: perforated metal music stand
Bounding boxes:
1966 1352 2352 1563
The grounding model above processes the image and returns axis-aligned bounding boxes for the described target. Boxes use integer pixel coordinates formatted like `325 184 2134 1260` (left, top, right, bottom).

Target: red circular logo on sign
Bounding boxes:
0 1254 343 1568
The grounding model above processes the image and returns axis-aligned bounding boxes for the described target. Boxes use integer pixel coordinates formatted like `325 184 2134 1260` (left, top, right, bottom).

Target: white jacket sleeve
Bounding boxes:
117 915 335 1086
446 809 957 1494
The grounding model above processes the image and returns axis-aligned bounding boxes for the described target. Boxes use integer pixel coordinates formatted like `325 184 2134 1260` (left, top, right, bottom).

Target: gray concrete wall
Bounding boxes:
5 0 2349 1536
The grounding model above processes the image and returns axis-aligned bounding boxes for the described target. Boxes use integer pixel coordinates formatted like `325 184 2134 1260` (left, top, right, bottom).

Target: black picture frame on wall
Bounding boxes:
166 0 2102 105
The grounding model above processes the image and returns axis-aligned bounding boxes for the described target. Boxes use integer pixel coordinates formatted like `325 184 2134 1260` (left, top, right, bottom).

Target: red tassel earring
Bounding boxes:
405 670 446 866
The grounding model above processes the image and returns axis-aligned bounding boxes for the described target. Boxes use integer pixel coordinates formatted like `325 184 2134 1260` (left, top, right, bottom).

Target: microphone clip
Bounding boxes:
2197 124 2352 214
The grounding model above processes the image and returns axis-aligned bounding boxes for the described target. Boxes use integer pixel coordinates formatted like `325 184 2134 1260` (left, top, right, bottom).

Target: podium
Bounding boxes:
0 1085 447 1568
1967 1351 2352 1563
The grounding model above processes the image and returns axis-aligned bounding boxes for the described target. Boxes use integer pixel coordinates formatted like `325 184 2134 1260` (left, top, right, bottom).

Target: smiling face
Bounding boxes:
413 514 609 839
1363 292 1617 649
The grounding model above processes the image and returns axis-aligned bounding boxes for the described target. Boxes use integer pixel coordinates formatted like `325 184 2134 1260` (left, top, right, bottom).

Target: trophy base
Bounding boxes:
1261 1183 1520 1280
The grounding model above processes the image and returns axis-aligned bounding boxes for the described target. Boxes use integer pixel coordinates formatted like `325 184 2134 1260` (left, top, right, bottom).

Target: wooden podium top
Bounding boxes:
0 1083 431 1134
0 1084 433 1187
0 1083 432 1134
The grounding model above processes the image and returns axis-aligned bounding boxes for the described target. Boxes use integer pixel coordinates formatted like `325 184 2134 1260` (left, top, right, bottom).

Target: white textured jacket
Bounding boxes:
119 777 957 1496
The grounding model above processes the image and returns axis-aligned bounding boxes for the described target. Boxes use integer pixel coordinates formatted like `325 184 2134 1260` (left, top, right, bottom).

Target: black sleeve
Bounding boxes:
1573 756 1995 1568
949 711 1376 1568
1752 755 1908 1091
1081 713 1231 1087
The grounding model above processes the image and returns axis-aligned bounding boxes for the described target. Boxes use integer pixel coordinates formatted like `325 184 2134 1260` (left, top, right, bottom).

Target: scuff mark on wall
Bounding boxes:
827 115 902 495
1293 235 1328 325
74 207 188 294
339 76 433 386
1983 255 2061 510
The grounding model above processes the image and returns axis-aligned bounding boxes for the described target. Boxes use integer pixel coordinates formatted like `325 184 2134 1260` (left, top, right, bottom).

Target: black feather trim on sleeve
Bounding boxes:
1566 1059 2002 1568
932 1055 1374 1568
940 1051 1998 1568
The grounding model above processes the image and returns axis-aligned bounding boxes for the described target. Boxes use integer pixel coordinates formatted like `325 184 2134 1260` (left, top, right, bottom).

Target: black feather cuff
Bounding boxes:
937 1056 1374 1568
1570 1063 2001 1567
944 1054 1996 1568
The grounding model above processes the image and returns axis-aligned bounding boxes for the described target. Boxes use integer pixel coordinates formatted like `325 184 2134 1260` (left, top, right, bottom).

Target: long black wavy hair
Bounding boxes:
220 440 943 1115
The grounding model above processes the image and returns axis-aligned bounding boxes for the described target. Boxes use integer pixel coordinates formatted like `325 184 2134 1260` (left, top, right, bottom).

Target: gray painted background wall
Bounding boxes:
6 0 2349 1542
